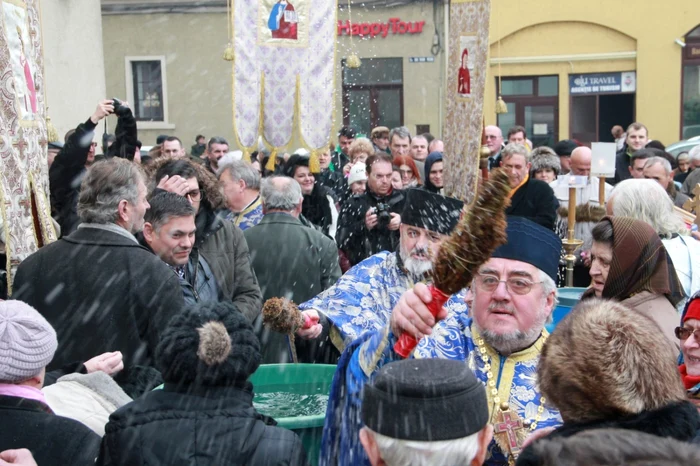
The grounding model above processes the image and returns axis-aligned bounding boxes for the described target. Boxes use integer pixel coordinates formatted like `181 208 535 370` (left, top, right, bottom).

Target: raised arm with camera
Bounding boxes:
49 100 114 236
107 98 139 161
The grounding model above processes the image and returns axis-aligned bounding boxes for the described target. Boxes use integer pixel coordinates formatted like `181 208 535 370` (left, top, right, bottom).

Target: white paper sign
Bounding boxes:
533 124 548 135
591 142 617 177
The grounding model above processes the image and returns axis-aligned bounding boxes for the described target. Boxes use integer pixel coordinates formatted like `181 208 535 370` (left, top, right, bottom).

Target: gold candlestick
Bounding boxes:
561 185 583 287
599 176 606 206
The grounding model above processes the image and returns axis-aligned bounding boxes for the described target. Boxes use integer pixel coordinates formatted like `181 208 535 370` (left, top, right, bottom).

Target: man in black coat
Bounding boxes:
245 176 342 363
14 158 184 396
501 143 558 230
336 153 405 267
612 122 649 185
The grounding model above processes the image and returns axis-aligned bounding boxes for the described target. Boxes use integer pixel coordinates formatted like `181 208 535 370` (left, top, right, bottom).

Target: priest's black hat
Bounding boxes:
491 216 562 281
361 359 488 441
401 188 463 236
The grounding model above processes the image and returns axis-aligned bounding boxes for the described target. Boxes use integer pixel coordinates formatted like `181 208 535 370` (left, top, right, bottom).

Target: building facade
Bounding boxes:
100 0 700 149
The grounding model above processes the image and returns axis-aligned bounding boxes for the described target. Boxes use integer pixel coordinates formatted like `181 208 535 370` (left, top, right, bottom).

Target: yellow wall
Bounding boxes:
485 0 700 144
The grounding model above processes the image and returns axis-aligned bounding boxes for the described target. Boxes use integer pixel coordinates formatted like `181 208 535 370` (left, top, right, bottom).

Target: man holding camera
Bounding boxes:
337 152 405 267
50 99 138 236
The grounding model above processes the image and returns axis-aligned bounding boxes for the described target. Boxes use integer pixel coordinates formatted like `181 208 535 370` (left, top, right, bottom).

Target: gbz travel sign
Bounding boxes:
569 72 636 95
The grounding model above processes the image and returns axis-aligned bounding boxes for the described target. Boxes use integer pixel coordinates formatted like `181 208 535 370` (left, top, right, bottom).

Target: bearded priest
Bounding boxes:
319 216 564 466
297 188 467 356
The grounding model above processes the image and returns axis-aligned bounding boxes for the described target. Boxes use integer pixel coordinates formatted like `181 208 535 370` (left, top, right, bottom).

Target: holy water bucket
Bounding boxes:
546 287 586 333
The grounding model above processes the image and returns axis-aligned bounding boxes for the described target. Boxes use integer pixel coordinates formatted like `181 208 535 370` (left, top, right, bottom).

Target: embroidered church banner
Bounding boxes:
0 0 56 290
233 0 336 157
442 0 491 205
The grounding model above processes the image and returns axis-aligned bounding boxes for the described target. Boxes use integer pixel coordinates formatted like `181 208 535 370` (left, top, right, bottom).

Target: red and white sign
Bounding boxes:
337 18 425 39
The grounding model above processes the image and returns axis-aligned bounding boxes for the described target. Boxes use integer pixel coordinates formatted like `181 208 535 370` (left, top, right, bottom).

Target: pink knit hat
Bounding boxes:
0 300 57 382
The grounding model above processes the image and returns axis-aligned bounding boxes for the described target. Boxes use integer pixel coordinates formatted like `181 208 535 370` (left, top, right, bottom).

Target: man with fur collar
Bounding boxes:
298 189 465 355
320 217 564 466
550 146 613 287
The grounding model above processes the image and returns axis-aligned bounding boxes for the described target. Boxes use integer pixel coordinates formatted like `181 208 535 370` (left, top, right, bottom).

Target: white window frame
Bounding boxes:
124 55 175 130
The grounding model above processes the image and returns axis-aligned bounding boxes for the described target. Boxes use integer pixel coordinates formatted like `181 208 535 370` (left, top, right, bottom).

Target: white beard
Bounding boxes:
473 299 549 355
400 245 433 282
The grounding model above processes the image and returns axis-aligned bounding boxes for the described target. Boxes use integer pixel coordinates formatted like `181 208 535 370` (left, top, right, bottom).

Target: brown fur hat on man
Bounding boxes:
538 298 685 423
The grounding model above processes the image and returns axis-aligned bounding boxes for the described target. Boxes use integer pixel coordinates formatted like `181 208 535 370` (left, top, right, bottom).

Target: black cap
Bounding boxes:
553 140 578 157
362 359 488 441
401 188 463 235
492 216 562 281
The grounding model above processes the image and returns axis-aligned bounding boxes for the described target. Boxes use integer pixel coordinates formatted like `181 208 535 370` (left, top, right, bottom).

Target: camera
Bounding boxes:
375 202 392 229
112 98 130 117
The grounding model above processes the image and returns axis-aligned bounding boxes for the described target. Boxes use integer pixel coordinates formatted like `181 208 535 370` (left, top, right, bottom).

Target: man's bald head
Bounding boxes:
485 126 504 155
260 175 303 216
570 147 592 176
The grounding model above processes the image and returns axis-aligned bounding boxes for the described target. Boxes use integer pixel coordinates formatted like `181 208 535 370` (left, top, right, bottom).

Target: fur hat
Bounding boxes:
539 298 685 423
530 149 561 176
156 301 261 388
0 300 58 382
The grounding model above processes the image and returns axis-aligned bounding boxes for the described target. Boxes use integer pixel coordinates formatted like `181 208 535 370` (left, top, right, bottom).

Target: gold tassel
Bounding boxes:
309 149 321 174
46 114 60 142
346 54 361 69
495 96 508 114
265 149 278 172
223 43 234 62
242 149 251 163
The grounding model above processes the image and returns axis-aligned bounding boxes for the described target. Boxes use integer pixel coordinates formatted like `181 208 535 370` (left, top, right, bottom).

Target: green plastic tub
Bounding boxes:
250 364 337 466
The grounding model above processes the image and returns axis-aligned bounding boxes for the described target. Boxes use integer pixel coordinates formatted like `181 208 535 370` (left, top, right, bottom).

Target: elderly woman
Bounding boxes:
608 179 700 311
677 293 700 409
675 151 691 182
392 155 421 188
529 147 560 184
584 216 684 352
517 298 700 466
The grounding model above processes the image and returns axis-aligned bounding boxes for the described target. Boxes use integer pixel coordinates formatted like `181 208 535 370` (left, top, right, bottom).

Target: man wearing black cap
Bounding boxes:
553 139 578 175
360 359 493 466
320 216 564 466
298 188 465 355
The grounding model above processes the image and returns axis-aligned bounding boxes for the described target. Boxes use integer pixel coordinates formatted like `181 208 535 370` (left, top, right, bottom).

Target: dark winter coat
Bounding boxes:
97 385 309 466
181 248 225 305
244 213 342 363
505 177 559 230
0 394 101 466
612 145 633 185
516 401 700 465
331 150 350 172
303 184 338 239
318 169 348 205
336 189 405 267
195 204 262 323
12 226 184 395
107 106 138 161
49 118 96 236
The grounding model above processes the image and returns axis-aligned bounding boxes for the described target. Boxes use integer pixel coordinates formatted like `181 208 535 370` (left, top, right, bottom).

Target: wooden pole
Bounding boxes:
599 176 606 205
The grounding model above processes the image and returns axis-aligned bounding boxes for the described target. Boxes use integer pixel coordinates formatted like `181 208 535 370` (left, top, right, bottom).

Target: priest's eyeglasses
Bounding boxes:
675 326 700 341
475 274 542 295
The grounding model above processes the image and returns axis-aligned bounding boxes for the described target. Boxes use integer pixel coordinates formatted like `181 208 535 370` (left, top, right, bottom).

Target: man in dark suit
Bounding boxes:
13 158 184 397
501 143 558 230
244 175 341 363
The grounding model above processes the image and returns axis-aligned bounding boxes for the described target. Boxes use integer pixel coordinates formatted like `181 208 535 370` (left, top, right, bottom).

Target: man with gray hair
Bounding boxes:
13 158 184 397
218 159 263 230
389 126 411 159
682 145 700 196
500 142 558 229
244 176 341 363
643 156 690 208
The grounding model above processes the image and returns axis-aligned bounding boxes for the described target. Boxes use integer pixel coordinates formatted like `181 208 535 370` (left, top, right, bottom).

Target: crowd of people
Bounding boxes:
2 98 700 465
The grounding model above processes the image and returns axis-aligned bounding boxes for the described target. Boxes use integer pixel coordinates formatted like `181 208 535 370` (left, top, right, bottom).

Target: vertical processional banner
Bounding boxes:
0 0 56 290
442 0 491 204
233 0 337 166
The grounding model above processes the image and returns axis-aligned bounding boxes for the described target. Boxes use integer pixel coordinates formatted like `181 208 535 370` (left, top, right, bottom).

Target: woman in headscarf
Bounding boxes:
421 152 443 193
284 154 339 239
677 293 700 410
584 216 684 353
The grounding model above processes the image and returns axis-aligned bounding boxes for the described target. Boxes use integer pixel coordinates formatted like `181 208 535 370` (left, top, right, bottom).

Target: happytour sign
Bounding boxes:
337 18 426 39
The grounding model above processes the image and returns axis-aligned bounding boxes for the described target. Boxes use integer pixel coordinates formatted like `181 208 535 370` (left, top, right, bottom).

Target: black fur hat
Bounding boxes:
156 301 261 387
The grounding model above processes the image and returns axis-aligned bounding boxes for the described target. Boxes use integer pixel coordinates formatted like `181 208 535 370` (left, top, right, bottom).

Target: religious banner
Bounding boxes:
442 0 491 204
233 0 336 167
0 0 56 291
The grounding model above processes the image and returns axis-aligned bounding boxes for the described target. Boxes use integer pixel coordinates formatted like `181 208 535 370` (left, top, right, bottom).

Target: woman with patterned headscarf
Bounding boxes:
583 216 684 353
